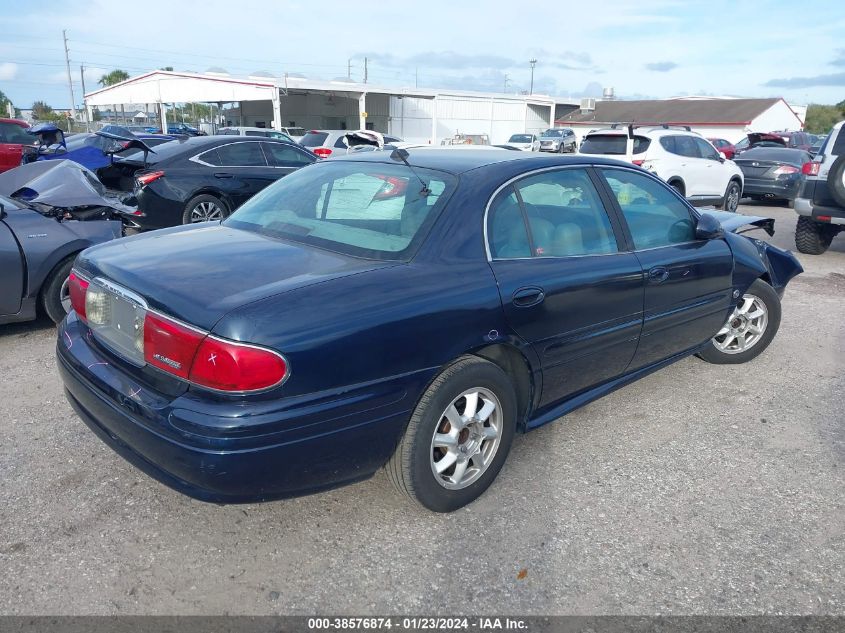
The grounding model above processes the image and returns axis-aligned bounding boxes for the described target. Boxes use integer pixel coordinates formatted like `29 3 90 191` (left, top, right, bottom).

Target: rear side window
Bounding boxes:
334 136 349 148
197 148 222 165
262 142 313 167
488 188 530 258
601 168 695 249
216 142 268 166
300 132 329 147
488 169 618 258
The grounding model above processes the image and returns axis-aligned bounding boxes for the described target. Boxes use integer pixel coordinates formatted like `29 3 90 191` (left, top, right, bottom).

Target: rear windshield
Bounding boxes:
734 148 810 165
114 137 197 164
580 134 650 155
509 134 533 143
300 132 329 147
225 161 456 261
285 127 306 136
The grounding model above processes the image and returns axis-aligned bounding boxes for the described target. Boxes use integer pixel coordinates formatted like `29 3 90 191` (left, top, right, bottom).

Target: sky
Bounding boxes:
1 0 844 110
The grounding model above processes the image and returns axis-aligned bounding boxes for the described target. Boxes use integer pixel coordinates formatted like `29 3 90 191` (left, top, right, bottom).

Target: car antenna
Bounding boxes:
389 148 430 196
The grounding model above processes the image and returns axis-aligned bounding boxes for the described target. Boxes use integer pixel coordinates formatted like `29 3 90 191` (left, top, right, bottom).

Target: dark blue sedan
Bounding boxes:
56 149 802 512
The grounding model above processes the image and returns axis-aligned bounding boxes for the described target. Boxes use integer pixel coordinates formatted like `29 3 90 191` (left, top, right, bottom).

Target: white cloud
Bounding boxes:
0 62 19 81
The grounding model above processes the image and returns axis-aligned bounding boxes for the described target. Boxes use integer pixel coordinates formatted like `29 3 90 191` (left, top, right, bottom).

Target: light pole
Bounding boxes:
529 59 537 95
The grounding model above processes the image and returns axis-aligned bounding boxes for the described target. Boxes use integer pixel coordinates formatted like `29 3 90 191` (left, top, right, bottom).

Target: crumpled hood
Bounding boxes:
76 223 395 330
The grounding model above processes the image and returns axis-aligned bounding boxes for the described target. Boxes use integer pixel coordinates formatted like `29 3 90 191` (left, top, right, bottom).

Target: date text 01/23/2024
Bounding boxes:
307 617 528 630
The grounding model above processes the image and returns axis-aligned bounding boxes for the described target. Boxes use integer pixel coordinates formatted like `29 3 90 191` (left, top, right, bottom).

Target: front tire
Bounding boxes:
697 279 781 364
795 216 834 255
386 356 517 512
182 194 229 225
41 256 75 325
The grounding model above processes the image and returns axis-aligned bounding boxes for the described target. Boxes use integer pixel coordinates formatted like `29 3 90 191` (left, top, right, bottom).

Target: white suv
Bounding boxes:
580 126 744 211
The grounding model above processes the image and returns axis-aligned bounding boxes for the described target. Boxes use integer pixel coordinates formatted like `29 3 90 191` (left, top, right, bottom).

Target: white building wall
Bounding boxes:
526 104 552 136
388 96 435 143
749 100 804 134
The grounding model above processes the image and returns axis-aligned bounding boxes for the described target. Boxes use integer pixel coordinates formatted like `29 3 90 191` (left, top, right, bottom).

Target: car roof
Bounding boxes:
0 118 29 127
327 147 629 174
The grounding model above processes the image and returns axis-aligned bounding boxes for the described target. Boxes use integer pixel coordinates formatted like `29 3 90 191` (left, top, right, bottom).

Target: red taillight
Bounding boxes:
772 165 799 175
68 271 89 321
136 170 165 186
189 337 288 392
143 311 287 392
817 215 831 222
313 147 332 158
143 312 204 379
373 175 408 200
632 159 645 166
801 161 820 176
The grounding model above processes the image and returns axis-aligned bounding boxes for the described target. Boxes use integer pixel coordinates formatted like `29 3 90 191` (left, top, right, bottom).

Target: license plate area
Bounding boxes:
87 279 148 367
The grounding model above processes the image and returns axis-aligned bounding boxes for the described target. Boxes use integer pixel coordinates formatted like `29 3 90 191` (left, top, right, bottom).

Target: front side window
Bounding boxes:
488 169 618 258
601 168 695 249
215 142 268 166
695 138 721 160
225 161 455 260
0 122 34 144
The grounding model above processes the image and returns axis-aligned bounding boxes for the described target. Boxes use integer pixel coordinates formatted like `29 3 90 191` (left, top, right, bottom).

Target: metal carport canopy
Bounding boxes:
83 70 278 106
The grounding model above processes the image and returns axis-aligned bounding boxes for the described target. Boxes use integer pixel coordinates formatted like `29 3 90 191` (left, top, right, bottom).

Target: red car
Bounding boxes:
708 138 736 160
0 118 36 173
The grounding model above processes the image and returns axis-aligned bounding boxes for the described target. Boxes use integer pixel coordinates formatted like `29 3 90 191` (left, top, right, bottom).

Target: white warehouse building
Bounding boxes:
82 70 580 145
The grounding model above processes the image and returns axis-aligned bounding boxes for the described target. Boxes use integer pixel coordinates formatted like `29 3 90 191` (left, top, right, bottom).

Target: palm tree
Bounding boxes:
98 69 130 124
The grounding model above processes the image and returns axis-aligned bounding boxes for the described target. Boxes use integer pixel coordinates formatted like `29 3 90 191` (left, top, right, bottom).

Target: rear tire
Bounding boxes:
795 216 834 255
697 279 781 365
41 256 75 325
182 194 229 225
720 180 741 212
386 356 517 512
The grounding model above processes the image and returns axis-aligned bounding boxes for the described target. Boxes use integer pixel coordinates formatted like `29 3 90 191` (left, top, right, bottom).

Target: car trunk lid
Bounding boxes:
75 223 394 331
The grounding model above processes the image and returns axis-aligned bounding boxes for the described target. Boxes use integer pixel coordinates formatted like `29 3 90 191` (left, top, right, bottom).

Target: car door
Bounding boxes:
668 135 711 198
694 137 729 197
212 141 279 208
597 167 733 370
486 167 644 408
0 209 24 316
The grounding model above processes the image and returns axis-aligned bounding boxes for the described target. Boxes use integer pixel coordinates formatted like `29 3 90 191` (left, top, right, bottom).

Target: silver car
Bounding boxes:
538 127 577 153
300 130 403 158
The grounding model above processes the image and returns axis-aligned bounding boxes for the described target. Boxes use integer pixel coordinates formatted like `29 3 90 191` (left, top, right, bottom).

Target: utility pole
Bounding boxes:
529 59 537 95
348 58 352 80
79 65 90 131
415 67 418 89
504 74 510 93
62 30 78 127
363 57 368 84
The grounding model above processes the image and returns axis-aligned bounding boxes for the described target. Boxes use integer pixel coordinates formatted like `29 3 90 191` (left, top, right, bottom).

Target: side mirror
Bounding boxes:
696 213 724 240
718 151 728 161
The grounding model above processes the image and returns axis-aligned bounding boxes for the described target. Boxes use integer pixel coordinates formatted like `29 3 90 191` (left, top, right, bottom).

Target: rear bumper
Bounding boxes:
742 177 801 200
794 179 845 220
57 314 417 503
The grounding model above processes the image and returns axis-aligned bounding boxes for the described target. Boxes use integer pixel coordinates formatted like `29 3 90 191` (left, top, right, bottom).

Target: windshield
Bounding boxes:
225 161 456 260
508 134 533 143
541 130 564 138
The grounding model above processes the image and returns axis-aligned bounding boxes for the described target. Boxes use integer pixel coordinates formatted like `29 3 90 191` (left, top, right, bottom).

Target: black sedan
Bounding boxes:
114 136 316 230
58 149 802 512
733 147 812 203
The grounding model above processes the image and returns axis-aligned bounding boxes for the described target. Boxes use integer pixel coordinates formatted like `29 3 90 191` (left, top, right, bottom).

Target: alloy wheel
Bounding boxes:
190 200 224 222
712 294 768 354
430 388 502 490
726 183 740 212
59 276 72 314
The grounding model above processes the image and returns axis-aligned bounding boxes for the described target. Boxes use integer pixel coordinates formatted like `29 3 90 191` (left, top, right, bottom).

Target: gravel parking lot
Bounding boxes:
1 202 842 615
